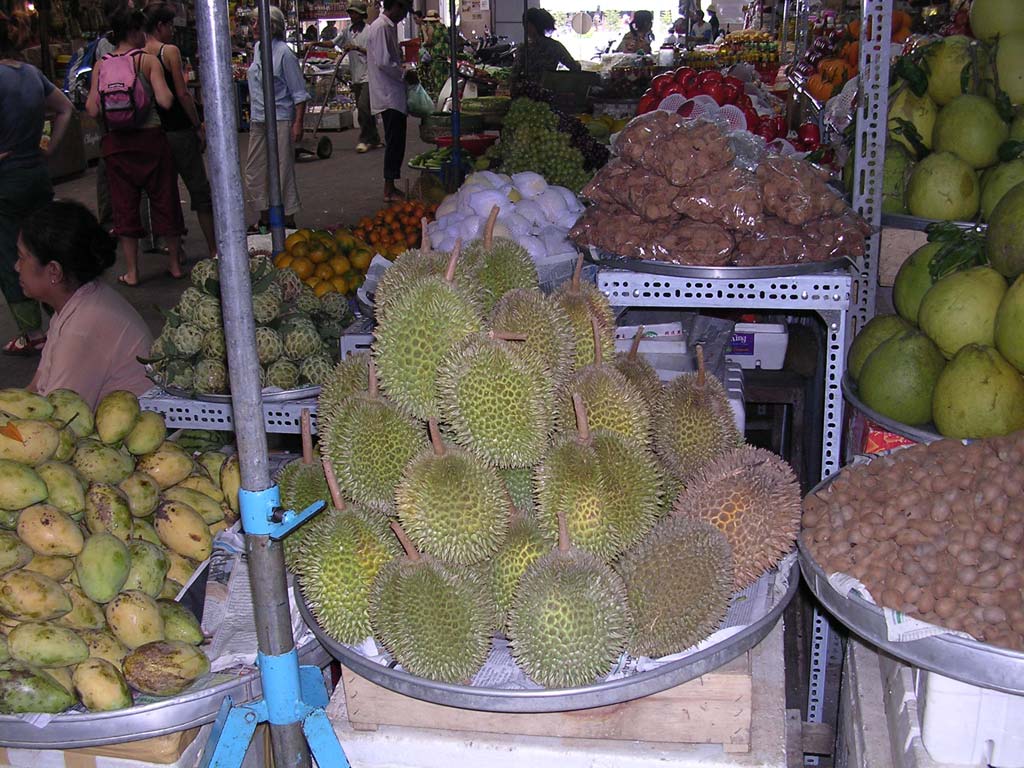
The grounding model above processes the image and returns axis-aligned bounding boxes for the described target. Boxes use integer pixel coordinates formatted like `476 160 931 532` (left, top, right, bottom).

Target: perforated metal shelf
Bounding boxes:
139 388 319 434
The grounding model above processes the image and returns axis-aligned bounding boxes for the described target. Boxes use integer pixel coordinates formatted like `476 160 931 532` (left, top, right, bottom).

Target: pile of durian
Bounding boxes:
287 209 801 689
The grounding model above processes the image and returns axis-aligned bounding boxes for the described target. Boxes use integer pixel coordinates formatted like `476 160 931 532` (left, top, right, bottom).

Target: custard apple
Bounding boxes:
202 327 227 360
164 359 195 391
275 268 303 303
193 358 228 394
150 331 175 360
255 326 284 365
193 295 222 331
249 253 274 282
191 258 220 294
281 316 322 361
177 287 204 324
316 317 345 343
265 359 299 390
173 323 204 357
318 292 352 323
295 284 320 314
252 285 283 324
300 354 335 386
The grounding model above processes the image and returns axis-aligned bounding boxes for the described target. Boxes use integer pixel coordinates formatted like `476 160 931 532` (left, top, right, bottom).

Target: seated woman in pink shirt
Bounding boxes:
17 200 153 408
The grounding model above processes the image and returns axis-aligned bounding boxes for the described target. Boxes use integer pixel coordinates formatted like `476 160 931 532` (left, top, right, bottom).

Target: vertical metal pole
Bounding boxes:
258 0 287 255
448 0 461 189
194 1 310 766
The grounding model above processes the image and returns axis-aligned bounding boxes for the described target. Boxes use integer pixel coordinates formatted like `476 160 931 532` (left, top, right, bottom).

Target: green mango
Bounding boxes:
46 389 93 437
0 531 33 574
124 540 170 598
75 533 129 604
157 599 203 645
0 460 47 510
78 629 129 666
0 419 60 465
56 583 106 630
36 461 86 517
119 472 161 518
0 570 71 621
72 439 134 485
0 661 77 713
84 483 133 540
122 640 210 696
135 443 195 490
17 503 84 557
0 389 53 420
94 390 141 445
8 621 88 667
73 657 132 711
124 411 166 455
105 590 164 649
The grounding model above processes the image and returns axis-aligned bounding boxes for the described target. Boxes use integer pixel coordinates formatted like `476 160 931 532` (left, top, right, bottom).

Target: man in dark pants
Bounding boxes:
366 0 411 202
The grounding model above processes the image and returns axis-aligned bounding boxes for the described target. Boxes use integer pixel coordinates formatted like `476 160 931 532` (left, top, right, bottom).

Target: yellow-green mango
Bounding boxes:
135 443 195 490
94 390 140 445
0 634 8 663
119 472 160 518
124 540 169 598
0 389 53 420
220 455 240 521
174 474 225 503
130 517 161 547
73 657 132 711
56 583 106 630
48 423 76 462
154 500 212 561
165 551 196 585
0 660 77 712
0 419 59 465
0 508 18 530
17 504 84 557
208 520 228 537
78 629 129 666
124 410 166 456
36 462 86 518
75 533 129 604
157 599 203 645
84 483 132 540
196 453 227 489
0 570 71 621
162 486 225 525
43 664 73 694
105 590 164 649
8 621 88 667
0 460 47 510
47 389 93 437
159 579 183 599
23 555 74 582
122 640 209 696
73 440 134 484
0 531 32 574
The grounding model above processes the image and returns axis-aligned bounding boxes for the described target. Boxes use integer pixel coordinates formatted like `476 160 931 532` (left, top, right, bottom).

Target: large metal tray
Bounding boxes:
297 559 798 713
881 213 986 233
588 247 855 280
151 382 321 404
0 639 332 749
841 373 942 445
800 474 1024 695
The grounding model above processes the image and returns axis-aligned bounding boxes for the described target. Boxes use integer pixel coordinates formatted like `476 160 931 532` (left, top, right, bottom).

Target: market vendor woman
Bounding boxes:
510 8 580 85
17 200 153 408
617 10 654 54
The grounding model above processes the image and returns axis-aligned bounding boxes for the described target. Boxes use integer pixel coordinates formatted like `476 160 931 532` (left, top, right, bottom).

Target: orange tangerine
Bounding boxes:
290 257 314 279
328 255 351 274
284 230 310 250
274 252 292 268
313 281 334 297
330 276 348 293
349 249 371 272
313 263 333 280
305 275 322 289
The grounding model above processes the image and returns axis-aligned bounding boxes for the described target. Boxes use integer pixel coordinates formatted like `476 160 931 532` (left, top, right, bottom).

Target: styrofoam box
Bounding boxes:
914 668 1024 766
726 322 789 370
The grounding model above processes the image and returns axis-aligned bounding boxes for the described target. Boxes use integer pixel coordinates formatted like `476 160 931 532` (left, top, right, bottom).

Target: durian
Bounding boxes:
490 288 575 384
374 243 483 421
615 516 733 658
613 326 662 409
461 206 539 314
396 421 508 565
507 508 631 689
673 445 800 589
500 466 535 515
654 345 742 482
369 521 494 684
491 514 551 633
276 408 329 515
317 352 370 430
437 332 555 467
372 226 451 321
551 254 615 371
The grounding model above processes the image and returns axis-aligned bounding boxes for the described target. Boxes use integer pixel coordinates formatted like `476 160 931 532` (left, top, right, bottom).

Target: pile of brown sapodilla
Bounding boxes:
803 433 1024 650
570 111 869 267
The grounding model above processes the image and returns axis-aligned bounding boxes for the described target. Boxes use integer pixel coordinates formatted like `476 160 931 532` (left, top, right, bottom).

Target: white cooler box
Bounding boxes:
726 322 789 370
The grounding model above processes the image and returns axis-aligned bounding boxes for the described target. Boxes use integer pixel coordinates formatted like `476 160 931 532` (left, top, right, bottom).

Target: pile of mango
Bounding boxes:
0 387 236 714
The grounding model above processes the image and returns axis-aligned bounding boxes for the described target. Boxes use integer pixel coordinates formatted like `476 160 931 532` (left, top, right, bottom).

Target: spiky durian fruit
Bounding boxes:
615 516 733 658
536 395 661 562
673 445 800 589
551 254 615 371
654 346 742 483
372 247 450 322
374 245 483 421
320 361 427 512
276 409 328 514
317 352 370 424
369 522 494 684
491 514 552 633
500 466 535 515
614 327 662 410
490 288 575 384
507 510 631 689
437 333 555 467
556 318 651 444
461 207 539 314
396 421 508 565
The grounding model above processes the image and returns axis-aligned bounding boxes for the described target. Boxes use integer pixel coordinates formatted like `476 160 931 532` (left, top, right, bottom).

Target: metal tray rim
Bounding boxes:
588 247 856 280
841 373 942 445
148 381 321 404
296 560 798 713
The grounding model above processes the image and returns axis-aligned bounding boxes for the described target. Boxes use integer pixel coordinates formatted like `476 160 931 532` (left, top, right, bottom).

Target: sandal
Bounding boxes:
2 334 46 357
117 274 140 287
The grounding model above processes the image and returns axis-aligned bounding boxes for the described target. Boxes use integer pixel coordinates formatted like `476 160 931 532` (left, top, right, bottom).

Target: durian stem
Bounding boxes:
428 419 445 456
390 521 420 561
489 331 527 342
420 217 430 250
300 408 313 465
368 357 379 399
484 205 500 248
572 253 583 289
556 509 570 553
629 326 645 360
590 315 603 366
445 240 462 284
571 392 590 443
696 344 705 388
320 459 346 510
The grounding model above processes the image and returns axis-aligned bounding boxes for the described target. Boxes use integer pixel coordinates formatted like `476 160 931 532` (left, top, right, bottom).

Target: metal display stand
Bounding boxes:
140 389 319 434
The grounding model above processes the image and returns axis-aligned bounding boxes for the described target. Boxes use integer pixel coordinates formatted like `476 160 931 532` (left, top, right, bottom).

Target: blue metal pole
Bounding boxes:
257 0 287 254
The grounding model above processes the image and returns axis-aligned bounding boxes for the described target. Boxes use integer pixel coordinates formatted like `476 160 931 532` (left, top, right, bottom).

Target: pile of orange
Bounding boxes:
274 229 374 296
352 199 439 260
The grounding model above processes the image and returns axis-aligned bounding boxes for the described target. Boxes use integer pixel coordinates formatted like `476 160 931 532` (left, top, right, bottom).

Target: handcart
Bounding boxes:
295 41 349 160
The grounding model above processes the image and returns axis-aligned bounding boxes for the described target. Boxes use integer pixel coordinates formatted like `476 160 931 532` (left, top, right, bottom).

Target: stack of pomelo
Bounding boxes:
274 229 374 297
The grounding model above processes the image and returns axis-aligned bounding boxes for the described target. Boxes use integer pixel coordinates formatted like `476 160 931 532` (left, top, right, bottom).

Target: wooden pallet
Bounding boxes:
339 652 753 753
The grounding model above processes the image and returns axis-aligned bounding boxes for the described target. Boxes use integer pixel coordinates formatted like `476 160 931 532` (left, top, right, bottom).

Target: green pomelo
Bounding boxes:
906 152 980 221
847 314 913 381
995 33 1024 105
995 275 1024 372
918 266 1007 358
932 344 1024 438
882 142 913 214
887 87 937 154
858 331 946 426
932 95 1008 169
1012 113 1024 141
925 36 984 106
987 181 1024 279
981 160 1024 221
970 0 1024 43
893 243 941 324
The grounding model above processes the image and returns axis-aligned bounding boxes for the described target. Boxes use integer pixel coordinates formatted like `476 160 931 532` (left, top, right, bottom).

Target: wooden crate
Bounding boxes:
338 652 753 753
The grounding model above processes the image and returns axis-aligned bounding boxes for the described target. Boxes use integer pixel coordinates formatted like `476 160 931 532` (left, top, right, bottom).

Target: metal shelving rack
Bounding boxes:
139 389 319 434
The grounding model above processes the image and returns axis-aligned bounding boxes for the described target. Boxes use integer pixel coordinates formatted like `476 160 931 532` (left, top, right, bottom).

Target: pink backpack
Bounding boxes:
97 49 152 130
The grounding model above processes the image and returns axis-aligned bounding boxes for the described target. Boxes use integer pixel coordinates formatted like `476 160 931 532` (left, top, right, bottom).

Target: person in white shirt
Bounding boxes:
366 0 412 202
334 0 380 153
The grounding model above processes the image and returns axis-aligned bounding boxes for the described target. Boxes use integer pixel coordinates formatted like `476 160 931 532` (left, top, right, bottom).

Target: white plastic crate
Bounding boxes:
726 322 789 370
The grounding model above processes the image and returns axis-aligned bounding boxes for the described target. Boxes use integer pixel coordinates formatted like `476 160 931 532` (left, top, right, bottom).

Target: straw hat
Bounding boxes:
423 10 442 22
348 1 368 15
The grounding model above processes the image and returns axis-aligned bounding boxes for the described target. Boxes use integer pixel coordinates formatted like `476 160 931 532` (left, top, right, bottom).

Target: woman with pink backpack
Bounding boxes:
86 7 185 286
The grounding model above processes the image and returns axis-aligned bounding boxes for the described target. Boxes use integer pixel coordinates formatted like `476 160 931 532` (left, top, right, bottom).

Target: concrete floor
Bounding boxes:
0 124 430 390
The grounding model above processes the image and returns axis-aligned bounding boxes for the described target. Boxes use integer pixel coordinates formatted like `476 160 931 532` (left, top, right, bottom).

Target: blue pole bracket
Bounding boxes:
239 486 325 540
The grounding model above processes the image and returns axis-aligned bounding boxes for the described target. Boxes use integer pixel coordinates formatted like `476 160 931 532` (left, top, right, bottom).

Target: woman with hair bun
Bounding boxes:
617 10 654 54
16 200 153 408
